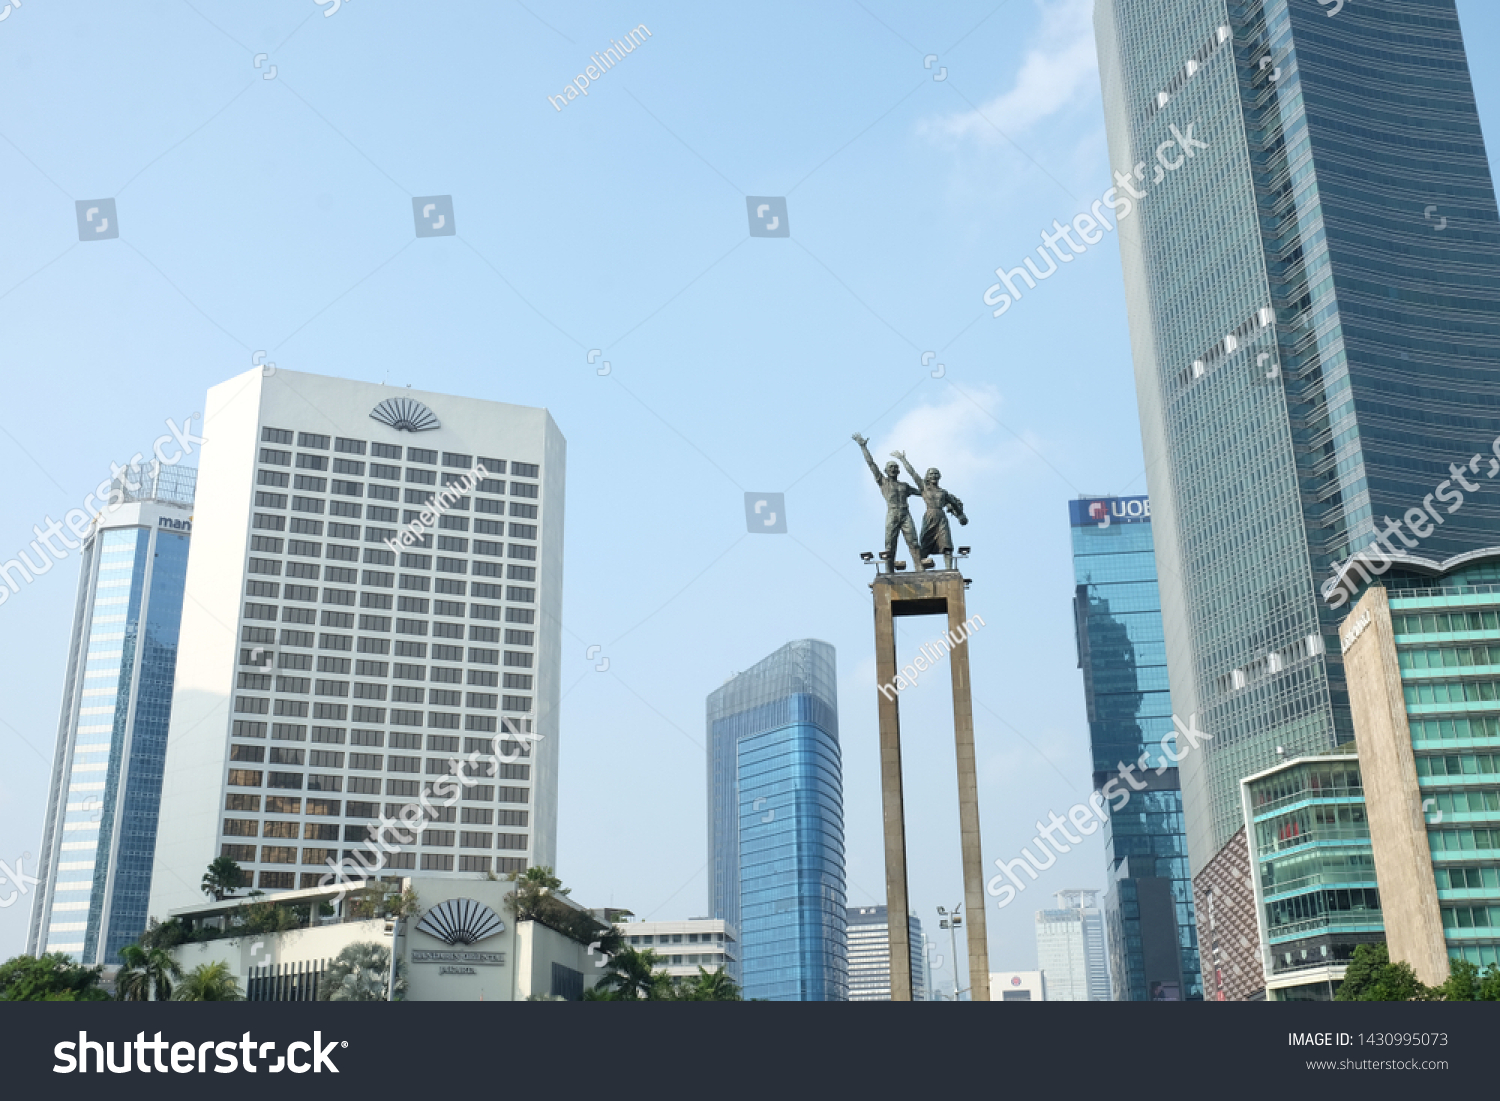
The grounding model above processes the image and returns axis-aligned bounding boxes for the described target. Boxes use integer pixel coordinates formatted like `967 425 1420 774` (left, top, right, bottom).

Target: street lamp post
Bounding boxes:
937 903 967 1001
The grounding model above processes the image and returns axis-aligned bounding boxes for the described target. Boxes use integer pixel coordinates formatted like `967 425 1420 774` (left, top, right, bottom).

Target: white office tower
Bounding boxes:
1034 889 1111 1001
27 463 196 965
614 918 741 985
846 905 927 1001
147 369 564 917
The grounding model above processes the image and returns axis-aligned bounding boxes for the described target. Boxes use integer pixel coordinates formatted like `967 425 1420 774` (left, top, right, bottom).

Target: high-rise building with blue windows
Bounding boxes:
1070 495 1202 1000
707 639 847 1001
846 904 928 1001
1095 0 1500 961
27 462 196 966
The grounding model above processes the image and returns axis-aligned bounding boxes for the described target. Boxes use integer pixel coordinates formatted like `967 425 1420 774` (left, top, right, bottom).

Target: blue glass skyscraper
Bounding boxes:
707 639 847 1001
1070 496 1202 1000
27 463 195 965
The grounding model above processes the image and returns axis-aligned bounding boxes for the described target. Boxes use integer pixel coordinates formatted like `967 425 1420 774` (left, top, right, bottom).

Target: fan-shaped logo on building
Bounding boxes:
416 898 506 945
370 397 441 433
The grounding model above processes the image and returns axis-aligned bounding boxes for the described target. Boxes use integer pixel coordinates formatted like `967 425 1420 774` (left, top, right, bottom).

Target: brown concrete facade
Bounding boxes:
1193 827 1264 1001
1341 586 1450 985
872 570 989 1000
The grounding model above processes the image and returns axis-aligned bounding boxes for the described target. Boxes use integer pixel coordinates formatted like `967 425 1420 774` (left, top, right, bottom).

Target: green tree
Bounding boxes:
347 881 420 922
1427 958 1500 1001
201 856 244 901
1336 944 1425 1001
592 946 669 1000
0 953 111 1001
503 867 622 958
1481 962 1500 1001
507 865 569 895
172 961 243 1001
138 918 187 950
678 966 742 1001
1430 958 1479 1001
319 941 406 1002
231 898 299 935
116 944 183 1002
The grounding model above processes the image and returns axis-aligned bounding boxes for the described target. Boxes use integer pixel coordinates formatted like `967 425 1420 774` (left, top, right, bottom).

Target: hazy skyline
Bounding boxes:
3 0 1499 996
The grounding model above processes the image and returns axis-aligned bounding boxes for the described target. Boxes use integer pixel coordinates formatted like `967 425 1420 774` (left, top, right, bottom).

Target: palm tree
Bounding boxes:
201 857 244 901
593 946 666 1000
116 944 183 1001
680 966 741 1001
319 942 405 1002
172 961 243 1001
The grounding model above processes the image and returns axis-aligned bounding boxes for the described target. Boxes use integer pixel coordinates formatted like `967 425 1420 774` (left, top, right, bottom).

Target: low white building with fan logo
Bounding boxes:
166 877 601 1001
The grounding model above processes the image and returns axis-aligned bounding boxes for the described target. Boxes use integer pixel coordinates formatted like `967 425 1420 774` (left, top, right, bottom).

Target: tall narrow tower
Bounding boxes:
28 463 196 965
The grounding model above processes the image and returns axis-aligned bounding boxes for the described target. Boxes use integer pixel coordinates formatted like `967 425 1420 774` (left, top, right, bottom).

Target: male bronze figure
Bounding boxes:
892 450 968 570
853 433 926 572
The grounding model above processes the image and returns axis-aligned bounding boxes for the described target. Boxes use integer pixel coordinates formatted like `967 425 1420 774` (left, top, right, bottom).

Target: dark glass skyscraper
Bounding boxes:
1095 0 1500 907
28 463 195 965
707 639 847 1001
1070 496 1203 1000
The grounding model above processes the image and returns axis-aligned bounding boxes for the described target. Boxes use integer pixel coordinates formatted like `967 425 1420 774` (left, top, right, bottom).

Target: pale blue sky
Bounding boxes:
3 0 1498 993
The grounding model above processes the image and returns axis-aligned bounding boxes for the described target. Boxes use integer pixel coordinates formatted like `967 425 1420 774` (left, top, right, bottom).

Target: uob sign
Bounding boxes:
1070 495 1151 529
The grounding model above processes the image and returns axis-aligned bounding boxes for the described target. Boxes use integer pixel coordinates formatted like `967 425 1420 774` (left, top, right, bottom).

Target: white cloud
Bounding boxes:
922 0 1098 144
869 383 1032 488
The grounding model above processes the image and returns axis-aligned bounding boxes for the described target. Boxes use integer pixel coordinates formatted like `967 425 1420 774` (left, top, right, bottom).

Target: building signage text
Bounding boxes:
1341 609 1373 654
411 950 505 966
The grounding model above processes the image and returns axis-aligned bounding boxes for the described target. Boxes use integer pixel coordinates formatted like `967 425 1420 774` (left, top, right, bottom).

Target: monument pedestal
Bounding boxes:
872 569 989 1001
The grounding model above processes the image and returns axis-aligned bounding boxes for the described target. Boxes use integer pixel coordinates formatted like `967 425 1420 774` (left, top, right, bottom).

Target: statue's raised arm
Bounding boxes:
892 450 922 487
852 433 883 484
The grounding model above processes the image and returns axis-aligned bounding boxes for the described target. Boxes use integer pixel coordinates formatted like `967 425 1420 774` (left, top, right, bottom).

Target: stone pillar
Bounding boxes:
872 573 912 999
872 569 990 1000
945 579 991 1000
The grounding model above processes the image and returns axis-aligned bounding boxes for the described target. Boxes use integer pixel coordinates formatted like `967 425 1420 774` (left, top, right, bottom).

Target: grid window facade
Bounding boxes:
225 425 545 891
1098 0 1500 896
1389 576 1500 969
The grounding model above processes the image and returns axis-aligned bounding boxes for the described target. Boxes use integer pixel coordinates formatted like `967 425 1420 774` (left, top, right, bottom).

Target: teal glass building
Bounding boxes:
707 639 847 1001
1242 752 1383 1000
1376 564 1500 970
1070 495 1202 999
27 463 196 965
1095 0 1500 902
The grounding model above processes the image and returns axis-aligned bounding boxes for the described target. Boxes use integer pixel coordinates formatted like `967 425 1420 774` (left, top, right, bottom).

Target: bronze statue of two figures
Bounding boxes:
852 433 968 572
